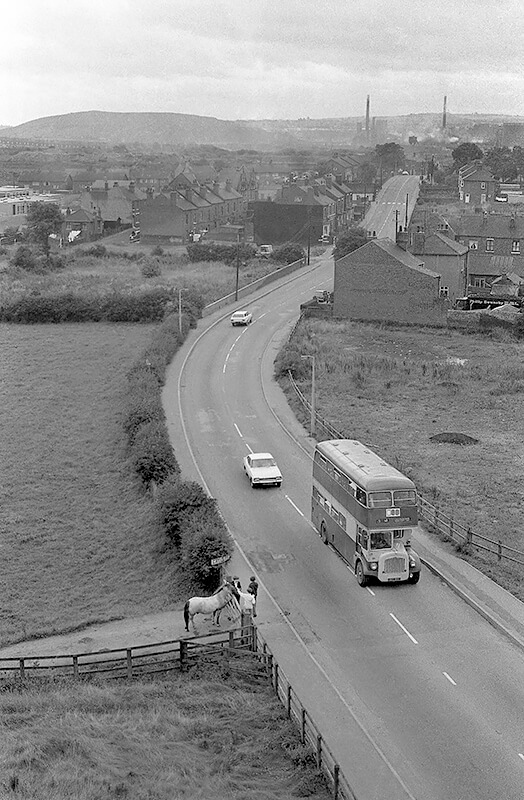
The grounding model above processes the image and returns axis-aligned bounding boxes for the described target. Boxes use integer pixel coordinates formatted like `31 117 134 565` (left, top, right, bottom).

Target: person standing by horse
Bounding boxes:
247 576 258 599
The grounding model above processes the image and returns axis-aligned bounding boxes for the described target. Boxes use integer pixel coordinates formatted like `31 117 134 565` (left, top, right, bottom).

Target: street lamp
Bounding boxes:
301 354 316 437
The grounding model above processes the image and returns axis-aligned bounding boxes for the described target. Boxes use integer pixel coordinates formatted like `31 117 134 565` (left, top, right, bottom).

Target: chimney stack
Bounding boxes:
365 95 370 143
442 95 447 130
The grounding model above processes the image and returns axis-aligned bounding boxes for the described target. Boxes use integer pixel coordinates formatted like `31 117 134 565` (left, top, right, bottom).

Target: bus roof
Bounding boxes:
316 440 416 492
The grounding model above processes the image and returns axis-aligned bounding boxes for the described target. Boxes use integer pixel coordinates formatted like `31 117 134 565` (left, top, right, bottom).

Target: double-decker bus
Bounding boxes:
312 440 421 586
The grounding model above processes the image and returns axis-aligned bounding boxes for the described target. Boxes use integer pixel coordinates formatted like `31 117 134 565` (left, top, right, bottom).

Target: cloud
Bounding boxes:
2 0 524 124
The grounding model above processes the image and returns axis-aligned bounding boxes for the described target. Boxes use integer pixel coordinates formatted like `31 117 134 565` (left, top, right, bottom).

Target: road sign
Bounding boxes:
210 554 229 567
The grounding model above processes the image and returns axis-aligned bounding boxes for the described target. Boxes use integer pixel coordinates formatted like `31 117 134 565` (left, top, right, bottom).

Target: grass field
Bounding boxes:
0 669 330 800
0 246 290 308
278 319 524 600
0 323 184 646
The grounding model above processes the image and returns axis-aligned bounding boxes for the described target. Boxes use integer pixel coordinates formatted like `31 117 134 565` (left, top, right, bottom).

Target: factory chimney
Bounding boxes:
365 95 370 143
442 95 447 130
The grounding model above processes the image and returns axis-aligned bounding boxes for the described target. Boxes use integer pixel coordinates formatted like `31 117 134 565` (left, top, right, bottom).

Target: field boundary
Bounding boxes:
0 618 356 800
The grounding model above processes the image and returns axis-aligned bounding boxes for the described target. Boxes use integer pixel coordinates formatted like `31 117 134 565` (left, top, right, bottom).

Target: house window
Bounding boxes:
486 239 494 251
472 277 486 288
439 286 449 298
480 182 486 189
481 194 486 204
465 193 470 203
512 240 520 253
469 240 478 250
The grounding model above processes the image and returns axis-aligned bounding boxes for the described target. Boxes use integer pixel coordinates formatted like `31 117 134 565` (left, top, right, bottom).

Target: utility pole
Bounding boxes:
178 288 184 335
235 229 240 301
307 208 311 265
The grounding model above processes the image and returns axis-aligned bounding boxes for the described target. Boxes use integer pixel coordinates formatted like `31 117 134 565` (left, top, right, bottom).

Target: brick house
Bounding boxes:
456 212 524 289
333 238 447 325
458 163 498 206
409 231 468 302
138 180 244 244
250 183 337 246
80 183 145 229
62 208 103 244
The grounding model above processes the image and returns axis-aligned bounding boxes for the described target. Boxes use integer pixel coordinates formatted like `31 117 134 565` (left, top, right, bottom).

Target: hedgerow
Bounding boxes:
123 312 234 588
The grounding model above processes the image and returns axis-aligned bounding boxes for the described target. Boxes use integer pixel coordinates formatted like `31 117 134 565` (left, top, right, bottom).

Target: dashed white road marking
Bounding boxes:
366 586 375 596
518 753 524 762
286 495 304 516
234 423 243 437
443 672 457 686
390 613 418 644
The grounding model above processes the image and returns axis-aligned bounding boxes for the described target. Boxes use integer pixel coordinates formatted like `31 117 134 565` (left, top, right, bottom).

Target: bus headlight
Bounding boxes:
409 558 416 568
370 562 378 570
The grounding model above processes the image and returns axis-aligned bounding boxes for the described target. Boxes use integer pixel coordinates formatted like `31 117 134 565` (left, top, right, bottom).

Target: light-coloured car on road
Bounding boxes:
230 310 253 326
243 452 282 488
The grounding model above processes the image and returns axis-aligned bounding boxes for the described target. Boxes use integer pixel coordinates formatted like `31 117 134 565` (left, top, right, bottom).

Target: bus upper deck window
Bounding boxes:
355 487 367 506
368 491 392 508
393 490 417 507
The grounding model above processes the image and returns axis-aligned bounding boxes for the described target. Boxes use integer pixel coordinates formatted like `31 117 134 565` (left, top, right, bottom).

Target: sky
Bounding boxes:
2 0 524 127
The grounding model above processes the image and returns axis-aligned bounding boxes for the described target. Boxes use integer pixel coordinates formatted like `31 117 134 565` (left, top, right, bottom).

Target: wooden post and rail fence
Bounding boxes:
0 615 357 800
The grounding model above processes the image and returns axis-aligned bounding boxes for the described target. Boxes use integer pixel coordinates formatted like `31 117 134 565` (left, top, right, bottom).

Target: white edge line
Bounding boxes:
285 495 304 517
234 423 243 438
389 613 418 645
443 672 457 686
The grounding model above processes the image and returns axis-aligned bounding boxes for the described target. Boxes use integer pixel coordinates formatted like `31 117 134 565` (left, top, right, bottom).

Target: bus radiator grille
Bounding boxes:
383 556 407 574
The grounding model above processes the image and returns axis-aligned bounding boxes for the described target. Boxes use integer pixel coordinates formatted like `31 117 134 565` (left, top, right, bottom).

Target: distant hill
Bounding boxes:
1 111 295 149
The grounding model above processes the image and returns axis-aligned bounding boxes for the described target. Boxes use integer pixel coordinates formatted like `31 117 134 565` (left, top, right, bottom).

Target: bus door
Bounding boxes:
355 526 368 567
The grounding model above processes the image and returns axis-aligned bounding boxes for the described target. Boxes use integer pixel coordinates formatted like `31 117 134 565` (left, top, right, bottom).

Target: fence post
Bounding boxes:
72 655 79 679
301 708 306 744
274 662 279 696
333 764 340 800
287 684 292 718
267 652 273 679
126 649 133 679
435 507 439 530
229 630 235 650
449 517 454 541
316 734 322 769
19 659 25 680
467 527 472 548
180 640 188 672
498 540 502 561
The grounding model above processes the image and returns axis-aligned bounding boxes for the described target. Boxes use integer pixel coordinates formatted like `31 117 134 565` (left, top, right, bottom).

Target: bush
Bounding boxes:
157 480 218 547
10 245 39 272
131 419 180 486
180 520 232 589
272 243 305 264
186 241 256 265
83 244 107 258
141 258 162 279
151 245 164 257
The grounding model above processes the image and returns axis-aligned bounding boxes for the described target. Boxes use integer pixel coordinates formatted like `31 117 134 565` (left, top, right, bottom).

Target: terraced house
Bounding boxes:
457 211 524 290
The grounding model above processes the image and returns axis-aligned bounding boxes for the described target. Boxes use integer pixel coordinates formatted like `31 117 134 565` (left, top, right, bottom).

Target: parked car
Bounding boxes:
257 244 273 258
243 453 282 488
230 310 253 326
129 229 140 242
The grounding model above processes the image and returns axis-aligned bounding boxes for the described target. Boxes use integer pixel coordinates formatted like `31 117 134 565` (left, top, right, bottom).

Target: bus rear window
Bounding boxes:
368 491 392 508
393 490 417 507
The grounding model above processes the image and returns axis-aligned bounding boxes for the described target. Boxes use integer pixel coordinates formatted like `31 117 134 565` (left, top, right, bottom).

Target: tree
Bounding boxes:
332 227 367 260
484 147 517 181
359 162 377 185
26 202 63 261
374 143 405 174
451 142 483 168
272 243 305 264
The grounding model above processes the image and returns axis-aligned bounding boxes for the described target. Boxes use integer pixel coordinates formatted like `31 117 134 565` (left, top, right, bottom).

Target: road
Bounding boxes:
163 256 524 800
364 175 421 240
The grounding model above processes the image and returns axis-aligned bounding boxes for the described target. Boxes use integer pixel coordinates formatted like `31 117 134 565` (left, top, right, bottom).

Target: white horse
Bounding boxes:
183 581 240 632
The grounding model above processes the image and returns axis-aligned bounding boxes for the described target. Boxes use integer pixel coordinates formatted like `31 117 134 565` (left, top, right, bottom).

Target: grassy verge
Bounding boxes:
276 318 524 600
0 669 330 800
0 323 183 645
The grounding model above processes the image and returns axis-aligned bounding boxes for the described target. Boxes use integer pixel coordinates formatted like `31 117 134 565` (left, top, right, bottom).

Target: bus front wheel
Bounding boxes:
320 521 328 545
355 561 368 587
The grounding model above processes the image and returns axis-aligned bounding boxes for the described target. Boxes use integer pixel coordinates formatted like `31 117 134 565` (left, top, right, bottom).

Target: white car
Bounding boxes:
231 310 253 326
243 452 282 488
